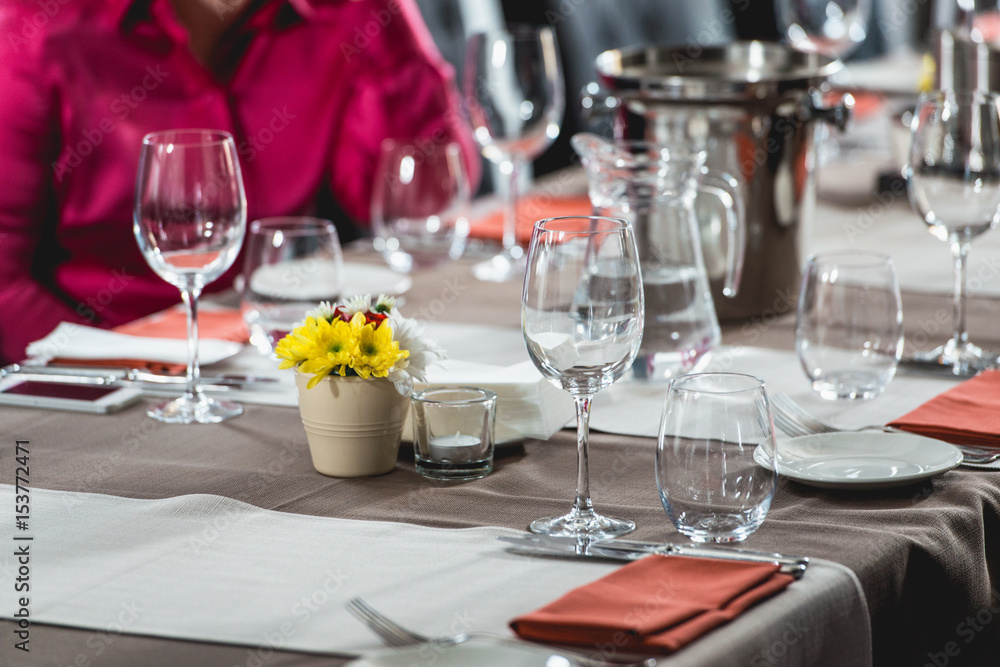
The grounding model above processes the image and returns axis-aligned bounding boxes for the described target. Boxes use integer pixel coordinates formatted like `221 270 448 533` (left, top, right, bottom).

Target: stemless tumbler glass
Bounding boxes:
796 251 903 400
656 373 777 543
241 217 344 354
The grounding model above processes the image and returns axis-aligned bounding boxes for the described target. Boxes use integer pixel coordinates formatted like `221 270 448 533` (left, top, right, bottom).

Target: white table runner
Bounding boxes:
0 486 870 665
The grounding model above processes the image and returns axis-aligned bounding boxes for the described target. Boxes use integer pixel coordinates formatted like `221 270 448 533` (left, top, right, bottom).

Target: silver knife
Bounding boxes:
3 364 279 387
498 534 809 579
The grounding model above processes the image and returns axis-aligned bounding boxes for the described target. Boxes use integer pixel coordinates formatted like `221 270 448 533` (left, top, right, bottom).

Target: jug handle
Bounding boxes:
698 168 746 299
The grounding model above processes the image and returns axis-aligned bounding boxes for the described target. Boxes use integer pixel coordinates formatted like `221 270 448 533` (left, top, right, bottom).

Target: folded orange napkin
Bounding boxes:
510 555 793 654
469 194 593 244
888 369 1000 448
50 309 248 376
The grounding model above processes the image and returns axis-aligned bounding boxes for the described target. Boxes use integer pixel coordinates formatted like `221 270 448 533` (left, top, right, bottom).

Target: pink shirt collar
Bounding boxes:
108 0 347 33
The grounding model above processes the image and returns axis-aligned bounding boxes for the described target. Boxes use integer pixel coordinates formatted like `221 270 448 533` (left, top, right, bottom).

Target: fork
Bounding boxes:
769 393 1000 465
345 597 655 666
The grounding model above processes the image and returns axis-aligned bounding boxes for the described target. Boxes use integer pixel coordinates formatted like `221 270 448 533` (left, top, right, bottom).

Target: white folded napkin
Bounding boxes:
26 322 243 366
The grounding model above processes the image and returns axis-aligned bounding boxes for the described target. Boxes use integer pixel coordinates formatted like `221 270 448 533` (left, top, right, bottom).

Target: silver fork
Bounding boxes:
770 393 1000 465
345 597 655 666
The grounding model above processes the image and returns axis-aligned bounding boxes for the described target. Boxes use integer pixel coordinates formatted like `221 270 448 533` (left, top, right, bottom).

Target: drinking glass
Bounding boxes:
906 90 1000 375
241 217 344 354
776 0 871 60
371 139 470 273
134 129 247 423
522 216 644 538
656 373 777 543
464 26 564 282
796 251 903 400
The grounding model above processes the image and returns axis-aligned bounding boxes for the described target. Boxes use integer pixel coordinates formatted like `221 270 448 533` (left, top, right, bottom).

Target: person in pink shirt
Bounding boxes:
0 0 479 363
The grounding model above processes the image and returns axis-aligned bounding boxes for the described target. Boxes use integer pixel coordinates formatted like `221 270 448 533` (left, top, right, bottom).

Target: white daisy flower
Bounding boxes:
343 294 372 316
305 301 337 321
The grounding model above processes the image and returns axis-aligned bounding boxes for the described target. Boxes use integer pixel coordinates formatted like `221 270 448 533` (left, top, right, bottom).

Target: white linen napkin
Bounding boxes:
26 322 243 366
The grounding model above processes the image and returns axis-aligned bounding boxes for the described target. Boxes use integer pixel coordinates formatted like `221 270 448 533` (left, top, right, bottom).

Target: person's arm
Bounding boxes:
0 13 92 363
328 0 481 226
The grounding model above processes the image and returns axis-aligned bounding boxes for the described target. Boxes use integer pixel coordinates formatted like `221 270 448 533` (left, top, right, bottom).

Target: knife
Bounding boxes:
498 534 809 579
2 364 279 387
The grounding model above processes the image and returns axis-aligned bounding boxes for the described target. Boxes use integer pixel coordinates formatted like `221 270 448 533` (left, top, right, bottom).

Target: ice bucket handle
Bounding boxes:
698 168 746 298
805 89 855 132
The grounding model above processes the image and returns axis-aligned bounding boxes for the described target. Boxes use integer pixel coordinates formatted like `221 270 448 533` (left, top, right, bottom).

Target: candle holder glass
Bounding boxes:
412 386 497 481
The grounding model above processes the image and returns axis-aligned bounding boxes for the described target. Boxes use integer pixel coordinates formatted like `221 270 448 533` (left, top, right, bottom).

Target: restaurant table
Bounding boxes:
4 153 1000 666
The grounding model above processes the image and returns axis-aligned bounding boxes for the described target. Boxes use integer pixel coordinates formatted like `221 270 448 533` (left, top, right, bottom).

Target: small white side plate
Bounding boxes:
342 263 412 297
754 432 963 490
350 639 583 667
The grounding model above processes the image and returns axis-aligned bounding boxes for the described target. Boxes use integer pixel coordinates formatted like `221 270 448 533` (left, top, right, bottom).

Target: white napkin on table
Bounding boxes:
26 322 243 366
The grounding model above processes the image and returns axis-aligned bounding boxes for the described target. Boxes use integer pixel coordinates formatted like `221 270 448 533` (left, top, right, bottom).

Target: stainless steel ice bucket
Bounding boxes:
592 41 852 321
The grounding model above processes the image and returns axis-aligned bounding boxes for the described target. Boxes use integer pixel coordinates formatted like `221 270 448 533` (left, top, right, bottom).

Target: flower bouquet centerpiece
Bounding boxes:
275 294 442 477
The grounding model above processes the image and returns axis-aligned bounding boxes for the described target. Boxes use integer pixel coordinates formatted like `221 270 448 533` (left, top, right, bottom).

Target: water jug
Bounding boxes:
572 133 746 381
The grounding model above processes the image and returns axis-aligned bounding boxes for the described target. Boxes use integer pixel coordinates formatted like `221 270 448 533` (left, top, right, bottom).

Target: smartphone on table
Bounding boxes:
0 378 142 414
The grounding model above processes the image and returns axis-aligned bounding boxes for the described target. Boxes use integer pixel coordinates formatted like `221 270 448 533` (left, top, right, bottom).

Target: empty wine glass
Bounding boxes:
522 216 644 538
464 26 564 282
241 217 344 355
656 373 777 543
906 90 1000 375
776 0 871 60
371 139 470 273
134 129 247 423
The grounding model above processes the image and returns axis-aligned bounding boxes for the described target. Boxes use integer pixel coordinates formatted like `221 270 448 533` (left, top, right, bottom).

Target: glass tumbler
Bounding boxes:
412 387 497 481
796 251 903 400
241 217 344 355
656 372 777 543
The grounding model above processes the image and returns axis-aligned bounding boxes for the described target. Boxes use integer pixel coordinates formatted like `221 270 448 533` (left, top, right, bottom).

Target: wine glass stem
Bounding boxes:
571 393 596 517
949 234 971 351
499 157 523 253
181 285 204 397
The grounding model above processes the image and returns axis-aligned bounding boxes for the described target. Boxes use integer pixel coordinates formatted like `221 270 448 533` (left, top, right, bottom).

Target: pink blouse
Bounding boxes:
0 0 479 363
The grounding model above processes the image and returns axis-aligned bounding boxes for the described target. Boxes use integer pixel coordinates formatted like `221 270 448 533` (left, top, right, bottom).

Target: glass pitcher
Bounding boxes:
572 133 746 381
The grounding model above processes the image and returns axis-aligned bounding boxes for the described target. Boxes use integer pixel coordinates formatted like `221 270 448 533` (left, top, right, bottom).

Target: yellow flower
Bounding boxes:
276 316 360 389
352 321 407 379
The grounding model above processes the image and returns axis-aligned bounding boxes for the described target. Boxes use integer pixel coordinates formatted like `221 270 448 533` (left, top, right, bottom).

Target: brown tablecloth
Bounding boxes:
2 257 1000 666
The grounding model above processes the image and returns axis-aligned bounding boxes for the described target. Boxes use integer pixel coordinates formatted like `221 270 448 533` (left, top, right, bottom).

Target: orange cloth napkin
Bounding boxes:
469 194 593 244
888 369 1000 448
510 555 793 654
50 309 248 375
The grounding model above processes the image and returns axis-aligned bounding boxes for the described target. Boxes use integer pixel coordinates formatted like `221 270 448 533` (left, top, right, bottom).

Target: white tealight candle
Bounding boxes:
428 433 482 464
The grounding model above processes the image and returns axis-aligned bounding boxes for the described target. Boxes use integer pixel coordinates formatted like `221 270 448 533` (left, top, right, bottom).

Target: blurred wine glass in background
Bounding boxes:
464 25 564 282
371 139 470 274
776 0 872 60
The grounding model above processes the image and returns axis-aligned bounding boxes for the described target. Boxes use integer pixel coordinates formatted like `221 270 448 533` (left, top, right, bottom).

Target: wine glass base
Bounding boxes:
148 393 244 424
529 509 635 540
907 341 995 377
473 247 525 283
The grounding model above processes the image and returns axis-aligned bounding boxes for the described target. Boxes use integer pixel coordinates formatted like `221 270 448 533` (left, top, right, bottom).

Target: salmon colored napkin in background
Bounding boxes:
888 369 1000 448
510 555 793 654
469 194 593 244
50 308 248 375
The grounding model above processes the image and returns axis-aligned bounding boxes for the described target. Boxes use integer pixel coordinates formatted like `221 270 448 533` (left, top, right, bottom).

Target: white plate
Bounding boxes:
350 639 583 667
342 262 412 297
754 432 963 490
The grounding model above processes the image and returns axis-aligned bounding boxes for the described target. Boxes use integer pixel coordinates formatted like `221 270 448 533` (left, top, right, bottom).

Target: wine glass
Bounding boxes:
134 129 247 423
464 26 564 283
241 217 344 355
775 0 871 60
371 139 470 273
906 90 1000 375
522 216 644 538
656 373 776 543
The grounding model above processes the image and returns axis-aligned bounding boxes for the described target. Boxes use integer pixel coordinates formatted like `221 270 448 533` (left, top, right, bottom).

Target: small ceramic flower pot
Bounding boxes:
294 372 409 477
